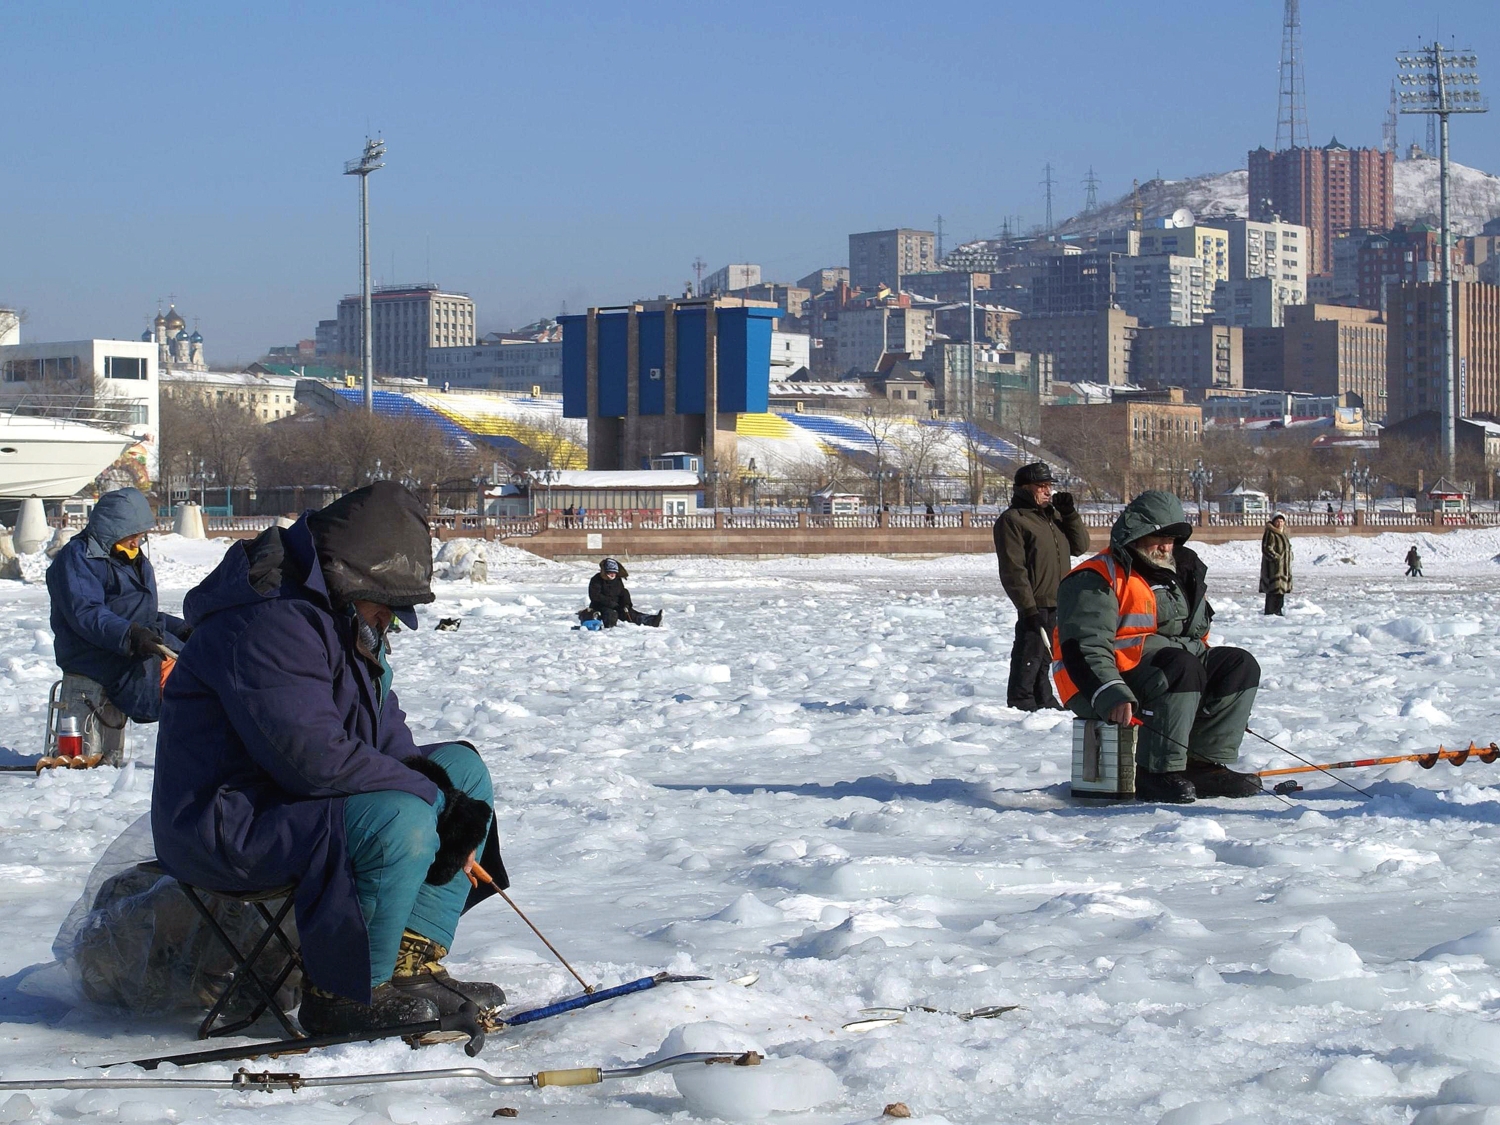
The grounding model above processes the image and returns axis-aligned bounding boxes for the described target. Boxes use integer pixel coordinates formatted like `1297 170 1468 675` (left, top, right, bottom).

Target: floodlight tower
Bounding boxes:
345 137 386 412
1396 44 1487 478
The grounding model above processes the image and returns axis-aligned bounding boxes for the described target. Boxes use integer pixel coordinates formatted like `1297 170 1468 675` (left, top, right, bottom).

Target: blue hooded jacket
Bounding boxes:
46 488 186 721
151 515 499 1001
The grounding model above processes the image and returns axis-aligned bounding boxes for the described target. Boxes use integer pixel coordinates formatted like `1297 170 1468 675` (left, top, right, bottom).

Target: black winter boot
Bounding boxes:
1136 770 1196 804
390 929 507 1015
1185 762 1264 799
298 981 439 1035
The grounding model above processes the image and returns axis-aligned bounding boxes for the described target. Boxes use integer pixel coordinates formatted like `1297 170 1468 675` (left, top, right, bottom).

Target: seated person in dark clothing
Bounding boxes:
582 558 662 628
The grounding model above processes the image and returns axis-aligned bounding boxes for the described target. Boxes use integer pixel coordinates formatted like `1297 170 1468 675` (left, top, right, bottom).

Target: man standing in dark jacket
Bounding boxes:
585 558 662 627
153 482 506 1034
47 487 189 765
993 463 1090 710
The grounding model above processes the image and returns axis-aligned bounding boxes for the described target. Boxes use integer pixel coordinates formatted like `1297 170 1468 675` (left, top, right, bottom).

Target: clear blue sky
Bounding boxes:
2 0 1496 361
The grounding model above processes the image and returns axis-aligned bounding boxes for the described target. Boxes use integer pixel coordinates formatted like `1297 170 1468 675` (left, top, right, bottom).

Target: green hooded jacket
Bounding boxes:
1055 490 1215 715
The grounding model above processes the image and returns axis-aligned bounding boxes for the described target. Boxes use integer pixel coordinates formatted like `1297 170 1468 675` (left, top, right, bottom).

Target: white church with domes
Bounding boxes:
142 304 206 372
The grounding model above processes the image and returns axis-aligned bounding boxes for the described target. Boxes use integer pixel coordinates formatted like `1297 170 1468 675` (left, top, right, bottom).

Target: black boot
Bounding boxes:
390 930 507 1015
1136 770 1196 804
298 981 439 1035
1185 762 1264 799
644 611 663 627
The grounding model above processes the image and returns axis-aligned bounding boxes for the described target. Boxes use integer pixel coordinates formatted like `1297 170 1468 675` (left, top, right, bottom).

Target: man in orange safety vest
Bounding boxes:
1053 490 1262 804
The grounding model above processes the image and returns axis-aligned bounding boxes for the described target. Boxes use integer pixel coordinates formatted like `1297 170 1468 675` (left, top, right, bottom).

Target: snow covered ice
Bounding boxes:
10 531 1500 1121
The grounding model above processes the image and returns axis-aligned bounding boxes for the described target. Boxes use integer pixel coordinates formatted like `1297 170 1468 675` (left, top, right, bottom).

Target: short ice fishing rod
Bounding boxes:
0 1051 764 1094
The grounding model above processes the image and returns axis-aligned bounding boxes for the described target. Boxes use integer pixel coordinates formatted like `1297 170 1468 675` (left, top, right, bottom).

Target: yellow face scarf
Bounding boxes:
113 540 141 560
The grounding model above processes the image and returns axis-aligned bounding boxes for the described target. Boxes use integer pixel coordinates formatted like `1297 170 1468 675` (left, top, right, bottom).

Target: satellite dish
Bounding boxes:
1171 208 1195 228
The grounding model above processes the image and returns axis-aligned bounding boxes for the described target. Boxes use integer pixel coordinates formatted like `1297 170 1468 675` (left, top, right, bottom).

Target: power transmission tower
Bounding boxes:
1384 83 1399 152
934 214 945 262
1275 0 1310 149
691 257 706 296
1041 163 1056 233
1082 167 1101 214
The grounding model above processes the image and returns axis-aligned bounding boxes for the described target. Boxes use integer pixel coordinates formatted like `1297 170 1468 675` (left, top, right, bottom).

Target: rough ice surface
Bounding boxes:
7 530 1500 1121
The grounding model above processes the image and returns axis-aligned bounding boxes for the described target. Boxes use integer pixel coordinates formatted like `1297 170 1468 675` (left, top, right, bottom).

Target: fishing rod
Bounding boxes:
1 1051 764 1094
1256 742 1500 779
1127 710 1299 809
467 860 595 994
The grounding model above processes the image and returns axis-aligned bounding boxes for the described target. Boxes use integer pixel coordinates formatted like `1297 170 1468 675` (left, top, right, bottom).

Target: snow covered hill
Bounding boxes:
1040 156 1500 238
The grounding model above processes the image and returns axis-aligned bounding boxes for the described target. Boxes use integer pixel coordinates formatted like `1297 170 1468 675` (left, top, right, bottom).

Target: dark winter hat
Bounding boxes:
1014 462 1055 487
306 481 434 629
601 557 620 574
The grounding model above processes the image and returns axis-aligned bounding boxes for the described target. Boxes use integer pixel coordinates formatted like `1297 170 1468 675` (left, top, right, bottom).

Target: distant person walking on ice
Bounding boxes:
994 462 1090 711
1259 513 1292 616
582 558 662 628
1053 490 1263 804
1406 546 1423 577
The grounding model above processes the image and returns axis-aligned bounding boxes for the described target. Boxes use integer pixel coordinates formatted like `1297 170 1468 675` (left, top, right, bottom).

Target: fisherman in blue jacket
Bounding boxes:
152 482 507 1035
46 487 189 765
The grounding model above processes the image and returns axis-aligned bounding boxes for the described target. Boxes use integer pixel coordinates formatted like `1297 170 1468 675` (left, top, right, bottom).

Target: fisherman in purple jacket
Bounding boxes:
151 482 507 1034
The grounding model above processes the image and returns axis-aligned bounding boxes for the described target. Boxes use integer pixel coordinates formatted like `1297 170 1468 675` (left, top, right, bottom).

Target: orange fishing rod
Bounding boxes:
1256 742 1500 779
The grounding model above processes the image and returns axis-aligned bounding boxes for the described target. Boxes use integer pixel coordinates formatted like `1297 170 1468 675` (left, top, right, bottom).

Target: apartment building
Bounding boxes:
336 284 476 381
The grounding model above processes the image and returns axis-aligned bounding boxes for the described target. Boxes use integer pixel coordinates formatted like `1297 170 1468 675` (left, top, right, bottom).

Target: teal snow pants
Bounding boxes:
343 742 493 990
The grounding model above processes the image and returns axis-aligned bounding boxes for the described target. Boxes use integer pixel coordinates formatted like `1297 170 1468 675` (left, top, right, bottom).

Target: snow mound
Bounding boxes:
1315 1056 1401 1097
661 1023 842 1121
1158 1102 1235 1125
1418 926 1500 964
1266 922 1365 980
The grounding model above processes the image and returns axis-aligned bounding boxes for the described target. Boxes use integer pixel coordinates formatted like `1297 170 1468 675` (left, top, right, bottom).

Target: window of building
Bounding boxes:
105 356 146 380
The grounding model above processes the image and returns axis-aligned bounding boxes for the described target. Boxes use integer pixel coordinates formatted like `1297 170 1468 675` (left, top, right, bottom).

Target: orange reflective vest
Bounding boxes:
1050 552 1160 706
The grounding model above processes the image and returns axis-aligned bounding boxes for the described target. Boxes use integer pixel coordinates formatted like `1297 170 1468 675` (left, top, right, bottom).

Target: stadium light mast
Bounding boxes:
1397 44 1487 479
345 137 387 413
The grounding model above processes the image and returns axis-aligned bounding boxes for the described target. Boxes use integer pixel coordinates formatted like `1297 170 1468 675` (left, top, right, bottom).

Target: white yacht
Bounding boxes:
0 414 134 499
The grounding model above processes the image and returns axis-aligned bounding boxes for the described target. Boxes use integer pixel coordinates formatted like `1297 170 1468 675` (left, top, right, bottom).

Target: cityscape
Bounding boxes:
9 6 1500 1122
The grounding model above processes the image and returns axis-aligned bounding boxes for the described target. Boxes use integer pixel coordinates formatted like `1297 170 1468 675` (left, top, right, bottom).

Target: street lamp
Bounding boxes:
1397 44 1487 479
344 137 386 413
1188 459 1212 518
1349 461 1376 514
534 467 561 517
703 468 723 513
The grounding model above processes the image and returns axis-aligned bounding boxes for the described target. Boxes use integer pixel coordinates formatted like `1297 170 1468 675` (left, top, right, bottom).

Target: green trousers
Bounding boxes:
1069 646 1260 773
343 743 493 990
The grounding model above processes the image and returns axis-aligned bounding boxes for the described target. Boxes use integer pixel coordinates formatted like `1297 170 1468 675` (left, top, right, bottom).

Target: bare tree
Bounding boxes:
855 401 901 507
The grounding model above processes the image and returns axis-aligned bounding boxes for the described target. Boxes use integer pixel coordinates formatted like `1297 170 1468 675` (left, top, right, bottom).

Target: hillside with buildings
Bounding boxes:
1050 156 1500 239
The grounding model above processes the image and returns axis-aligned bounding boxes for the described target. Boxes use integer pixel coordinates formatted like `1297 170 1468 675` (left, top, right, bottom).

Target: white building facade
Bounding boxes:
1114 255 1210 327
0 338 160 482
336 285 476 381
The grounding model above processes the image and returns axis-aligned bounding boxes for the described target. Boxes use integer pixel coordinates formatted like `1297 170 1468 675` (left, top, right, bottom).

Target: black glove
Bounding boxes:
127 624 164 659
1023 610 1047 633
404 755 492 885
1052 491 1076 515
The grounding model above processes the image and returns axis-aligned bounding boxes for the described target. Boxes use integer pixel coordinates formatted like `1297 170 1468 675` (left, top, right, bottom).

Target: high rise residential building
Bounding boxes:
1214 277 1290 329
1247 140 1395 275
1114 256 1210 327
849 229 937 292
700 264 761 296
1357 224 1468 314
426 339 564 393
796 267 850 293
833 304 935 373
1137 226 1231 289
1386 282 1500 424
1133 324 1243 392
1243 326 1287 389
336 284 475 381
1222 218 1308 299
1011 309 1139 386
1282 304 1387 419
922 345 1050 429
314 319 340 360
1030 252 1118 318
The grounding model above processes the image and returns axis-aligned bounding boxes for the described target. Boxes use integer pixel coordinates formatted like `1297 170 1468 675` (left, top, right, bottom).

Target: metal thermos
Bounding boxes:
56 716 82 759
